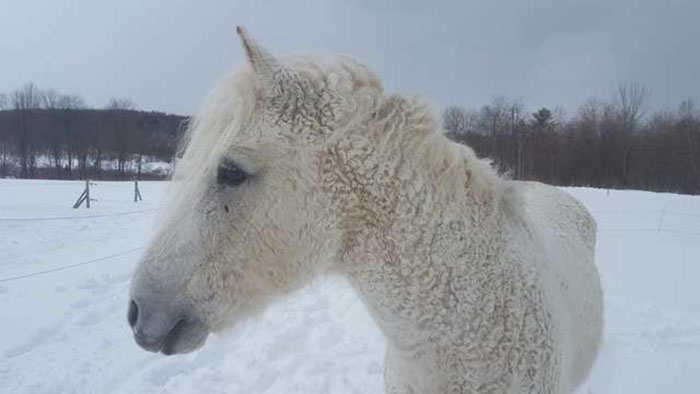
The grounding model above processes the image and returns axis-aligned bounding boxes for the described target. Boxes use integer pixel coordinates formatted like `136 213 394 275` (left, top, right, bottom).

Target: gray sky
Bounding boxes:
1 0 698 116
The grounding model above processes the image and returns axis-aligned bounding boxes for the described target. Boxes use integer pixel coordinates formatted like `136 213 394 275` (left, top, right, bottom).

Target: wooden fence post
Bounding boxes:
73 179 91 209
86 179 91 208
134 180 143 202
656 207 665 236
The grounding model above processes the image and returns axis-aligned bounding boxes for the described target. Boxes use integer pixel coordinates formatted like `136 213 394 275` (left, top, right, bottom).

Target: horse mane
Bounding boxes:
173 53 508 216
175 54 381 173
358 90 508 213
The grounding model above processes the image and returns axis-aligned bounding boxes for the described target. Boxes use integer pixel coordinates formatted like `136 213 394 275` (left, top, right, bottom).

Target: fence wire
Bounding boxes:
592 207 700 236
0 208 157 222
0 181 156 283
0 247 144 283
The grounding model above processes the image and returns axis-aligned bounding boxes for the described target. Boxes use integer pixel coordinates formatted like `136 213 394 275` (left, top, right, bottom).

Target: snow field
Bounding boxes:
0 180 699 393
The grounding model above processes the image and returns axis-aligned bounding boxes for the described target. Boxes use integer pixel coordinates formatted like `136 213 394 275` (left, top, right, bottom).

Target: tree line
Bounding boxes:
0 82 187 180
2 81 699 194
443 83 700 195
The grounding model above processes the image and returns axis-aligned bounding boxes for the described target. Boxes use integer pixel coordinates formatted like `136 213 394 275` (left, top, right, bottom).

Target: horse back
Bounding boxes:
506 181 603 391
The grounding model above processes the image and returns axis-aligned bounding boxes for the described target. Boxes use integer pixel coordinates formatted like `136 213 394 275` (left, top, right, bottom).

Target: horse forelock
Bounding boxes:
174 54 383 177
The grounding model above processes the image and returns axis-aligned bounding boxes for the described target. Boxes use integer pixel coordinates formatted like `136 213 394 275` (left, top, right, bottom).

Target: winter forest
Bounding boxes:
444 83 700 195
1 81 699 194
0 83 186 180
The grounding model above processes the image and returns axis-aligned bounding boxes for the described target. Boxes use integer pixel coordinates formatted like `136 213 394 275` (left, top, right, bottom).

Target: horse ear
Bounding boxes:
236 26 284 91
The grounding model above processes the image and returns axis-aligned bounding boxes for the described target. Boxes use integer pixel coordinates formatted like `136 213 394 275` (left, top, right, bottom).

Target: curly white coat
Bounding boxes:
130 28 603 394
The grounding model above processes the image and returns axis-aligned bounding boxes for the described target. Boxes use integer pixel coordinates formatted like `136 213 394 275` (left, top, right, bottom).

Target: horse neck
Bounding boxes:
325 94 508 283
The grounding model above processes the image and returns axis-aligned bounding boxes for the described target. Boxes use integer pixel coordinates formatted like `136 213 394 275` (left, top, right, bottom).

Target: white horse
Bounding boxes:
129 27 603 393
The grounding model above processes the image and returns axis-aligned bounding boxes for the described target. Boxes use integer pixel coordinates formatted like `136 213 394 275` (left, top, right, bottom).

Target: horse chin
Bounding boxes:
158 319 210 356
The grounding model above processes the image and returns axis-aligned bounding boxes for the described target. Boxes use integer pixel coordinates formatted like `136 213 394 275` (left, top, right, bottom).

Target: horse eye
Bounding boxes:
217 163 249 186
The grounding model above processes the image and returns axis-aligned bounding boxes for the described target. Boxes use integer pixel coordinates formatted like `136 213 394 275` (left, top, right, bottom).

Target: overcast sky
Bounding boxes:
1 0 698 116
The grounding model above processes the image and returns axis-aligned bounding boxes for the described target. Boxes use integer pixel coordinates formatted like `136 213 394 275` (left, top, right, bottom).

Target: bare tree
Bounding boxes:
678 98 699 193
57 93 86 176
105 97 136 176
478 96 509 168
43 89 64 174
615 82 649 130
10 83 44 109
678 98 697 120
505 99 528 178
612 82 649 186
442 106 483 157
0 94 9 175
43 89 61 109
0 92 7 175
106 98 135 111
11 83 44 178
443 106 475 136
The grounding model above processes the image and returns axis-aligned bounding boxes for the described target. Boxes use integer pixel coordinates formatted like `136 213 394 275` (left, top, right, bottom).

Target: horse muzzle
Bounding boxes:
127 298 209 355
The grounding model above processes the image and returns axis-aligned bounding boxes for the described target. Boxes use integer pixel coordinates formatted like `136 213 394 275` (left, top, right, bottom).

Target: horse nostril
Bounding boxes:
160 318 187 355
128 300 139 328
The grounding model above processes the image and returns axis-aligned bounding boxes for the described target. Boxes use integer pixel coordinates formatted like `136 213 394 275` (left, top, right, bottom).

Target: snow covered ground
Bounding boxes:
1 180 699 393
